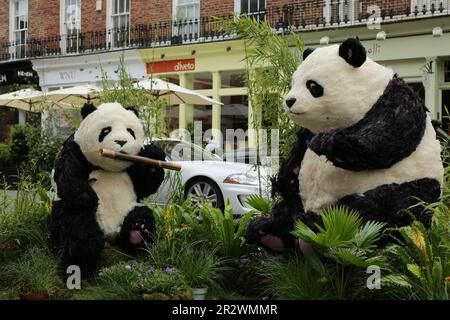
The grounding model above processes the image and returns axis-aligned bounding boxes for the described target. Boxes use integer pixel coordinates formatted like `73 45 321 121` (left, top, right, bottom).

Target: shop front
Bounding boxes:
31 49 146 135
0 60 39 143
139 40 253 150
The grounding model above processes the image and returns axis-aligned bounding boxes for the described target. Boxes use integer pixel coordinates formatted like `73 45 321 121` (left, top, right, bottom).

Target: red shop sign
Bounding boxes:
147 59 196 74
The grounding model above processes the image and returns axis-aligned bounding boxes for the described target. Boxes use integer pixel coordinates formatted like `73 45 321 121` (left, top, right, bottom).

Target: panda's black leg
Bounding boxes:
118 206 155 250
338 178 441 229
50 201 105 276
246 201 322 251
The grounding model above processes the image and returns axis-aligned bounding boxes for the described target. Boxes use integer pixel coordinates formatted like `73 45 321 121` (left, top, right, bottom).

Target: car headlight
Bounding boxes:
223 173 259 186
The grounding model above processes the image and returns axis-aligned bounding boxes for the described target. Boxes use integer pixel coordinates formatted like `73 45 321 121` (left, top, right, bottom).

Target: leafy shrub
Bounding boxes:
8 124 65 184
265 254 331 300
382 208 450 300
174 244 225 289
0 178 51 255
0 143 11 169
0 247 62 296
292 205 386 298
79 261 189 300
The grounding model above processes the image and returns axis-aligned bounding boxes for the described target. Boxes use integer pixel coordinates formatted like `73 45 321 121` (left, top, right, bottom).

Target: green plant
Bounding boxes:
292 205 386 298
8 123 65 185
265 253 331 300
0 177 51 254
0 247 62 296
0 143 11 169
193 201 257 258
83 260 189 300
221 16 303 158
246 194 272 215
382 209 450 300
175 244 224 289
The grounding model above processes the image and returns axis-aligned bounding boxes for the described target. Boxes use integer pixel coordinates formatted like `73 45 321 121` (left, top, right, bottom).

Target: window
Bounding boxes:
173 0 200 41
11 0 28 59
325 0 360 24
445 61 450 83
194 104 213 134
221 95 249 152
442 90 450 134
411 0 449 14
221 70 246 88
194 73 212 90
110 0 130 48
166 105 179 133
240 0 266 15
62 0 81 53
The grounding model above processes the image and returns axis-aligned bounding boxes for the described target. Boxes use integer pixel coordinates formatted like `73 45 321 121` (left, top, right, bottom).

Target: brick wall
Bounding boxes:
28 0 59 38
0 0 9 43
200 0 235 17
0 0 419 47
82 0 106 33
132 0 172 26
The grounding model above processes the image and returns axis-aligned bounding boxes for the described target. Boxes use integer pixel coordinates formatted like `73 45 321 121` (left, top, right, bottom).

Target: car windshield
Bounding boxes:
152 140 222 162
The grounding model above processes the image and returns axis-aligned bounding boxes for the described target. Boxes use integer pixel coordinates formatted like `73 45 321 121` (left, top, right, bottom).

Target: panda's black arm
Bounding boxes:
308 76 427 172
272 128 313 204
127 143 165 201
53 136 98 212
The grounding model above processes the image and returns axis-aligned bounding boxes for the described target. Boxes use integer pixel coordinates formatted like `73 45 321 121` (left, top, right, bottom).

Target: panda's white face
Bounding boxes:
285 44 394 133
74 103 144 172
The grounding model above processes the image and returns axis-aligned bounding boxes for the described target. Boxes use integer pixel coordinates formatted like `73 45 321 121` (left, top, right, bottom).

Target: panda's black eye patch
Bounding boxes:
127 128 135 139
99 127 112 142
306 80 324 98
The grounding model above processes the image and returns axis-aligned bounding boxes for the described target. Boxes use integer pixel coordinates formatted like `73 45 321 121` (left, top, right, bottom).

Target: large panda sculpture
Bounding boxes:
246 38 444 251
51 102 165 273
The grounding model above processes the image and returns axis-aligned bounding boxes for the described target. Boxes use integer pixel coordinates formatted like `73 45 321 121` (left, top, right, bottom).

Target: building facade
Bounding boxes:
0 0 449 145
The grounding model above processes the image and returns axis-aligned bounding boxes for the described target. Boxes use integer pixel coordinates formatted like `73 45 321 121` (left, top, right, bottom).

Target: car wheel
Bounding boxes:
185 177 225 211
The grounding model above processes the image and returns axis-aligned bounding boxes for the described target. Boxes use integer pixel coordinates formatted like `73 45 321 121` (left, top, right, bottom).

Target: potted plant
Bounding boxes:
176 245 224 300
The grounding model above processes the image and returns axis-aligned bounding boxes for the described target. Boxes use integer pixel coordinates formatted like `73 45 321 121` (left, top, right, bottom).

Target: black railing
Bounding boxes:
1 0 449 62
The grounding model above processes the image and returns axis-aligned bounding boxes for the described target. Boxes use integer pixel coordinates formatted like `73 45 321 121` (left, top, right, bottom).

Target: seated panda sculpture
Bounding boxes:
51 102 165 273
246 38 444 251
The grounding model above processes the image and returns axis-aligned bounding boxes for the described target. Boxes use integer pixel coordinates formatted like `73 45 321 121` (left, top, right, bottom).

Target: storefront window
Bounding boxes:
193 104 213 135
12 0 28 59
221 70 246 89
166 105 179 134
0 107 18 144
221 95 249 151
445 61 450 83
110 0 130 48
194 73 212 90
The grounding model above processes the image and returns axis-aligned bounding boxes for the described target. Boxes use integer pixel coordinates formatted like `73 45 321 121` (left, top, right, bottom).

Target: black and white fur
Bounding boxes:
51 102 165 273
246 38 444 251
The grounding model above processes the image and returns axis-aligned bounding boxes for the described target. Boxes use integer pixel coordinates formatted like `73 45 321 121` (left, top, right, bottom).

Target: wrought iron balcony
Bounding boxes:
0 0 449 62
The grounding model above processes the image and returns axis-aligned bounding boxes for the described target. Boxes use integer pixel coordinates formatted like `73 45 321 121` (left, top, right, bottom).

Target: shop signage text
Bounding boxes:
147 59 196 74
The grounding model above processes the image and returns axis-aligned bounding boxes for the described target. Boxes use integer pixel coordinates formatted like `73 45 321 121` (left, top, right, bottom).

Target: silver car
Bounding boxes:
149 138 271 215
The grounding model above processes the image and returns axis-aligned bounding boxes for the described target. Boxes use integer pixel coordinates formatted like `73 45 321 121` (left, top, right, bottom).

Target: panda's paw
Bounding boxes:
129 222 151 245
308 131 335 156
260 234 285 252
129 222 152 246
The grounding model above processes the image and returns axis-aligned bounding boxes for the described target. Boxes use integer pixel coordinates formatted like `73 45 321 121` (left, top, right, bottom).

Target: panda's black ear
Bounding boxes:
126 107 139 117
339 38 367 68
81 103 96 119
303 48 315 61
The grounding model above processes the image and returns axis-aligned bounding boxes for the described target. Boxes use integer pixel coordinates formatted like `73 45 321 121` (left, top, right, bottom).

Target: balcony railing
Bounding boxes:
1 0 449 62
